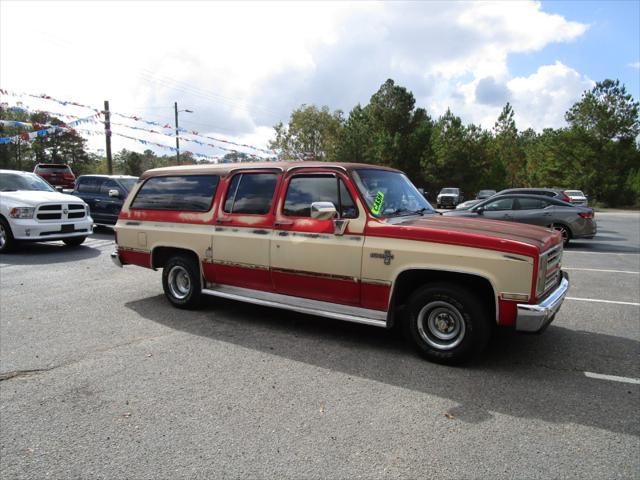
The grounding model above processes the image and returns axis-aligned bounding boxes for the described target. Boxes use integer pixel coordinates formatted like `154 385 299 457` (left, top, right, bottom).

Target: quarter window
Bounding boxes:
223 173 278 215
131 175 219 211
283 175 357 218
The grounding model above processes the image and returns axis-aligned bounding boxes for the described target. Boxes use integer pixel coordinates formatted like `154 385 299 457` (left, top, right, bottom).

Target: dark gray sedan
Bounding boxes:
443 194 597 246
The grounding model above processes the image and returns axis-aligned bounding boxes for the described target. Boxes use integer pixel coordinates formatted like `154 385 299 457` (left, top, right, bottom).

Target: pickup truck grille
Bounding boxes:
35 203 86 221
542 244 563 295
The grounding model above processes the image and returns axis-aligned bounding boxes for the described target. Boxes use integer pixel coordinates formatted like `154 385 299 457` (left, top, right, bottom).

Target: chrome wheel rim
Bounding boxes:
168 266 191 300
553 225 569 243
417 300 466 350
0 224 6 249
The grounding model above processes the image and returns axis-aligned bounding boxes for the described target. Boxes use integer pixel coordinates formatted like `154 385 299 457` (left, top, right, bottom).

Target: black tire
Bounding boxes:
0 218 15 253
404 282 492 364
162 255 202 309
551 223 571 247
63 236 87 247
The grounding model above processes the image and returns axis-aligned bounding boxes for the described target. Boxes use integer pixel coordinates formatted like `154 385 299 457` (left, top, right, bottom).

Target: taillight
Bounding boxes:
578 211 594 219
63 173 74 179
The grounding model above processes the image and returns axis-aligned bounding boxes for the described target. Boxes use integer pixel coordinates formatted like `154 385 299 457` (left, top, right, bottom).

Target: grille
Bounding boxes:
543 244 563 294
35 203 86 222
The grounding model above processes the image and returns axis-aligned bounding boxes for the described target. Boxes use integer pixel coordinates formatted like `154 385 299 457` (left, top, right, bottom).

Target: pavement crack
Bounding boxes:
0 367 56 382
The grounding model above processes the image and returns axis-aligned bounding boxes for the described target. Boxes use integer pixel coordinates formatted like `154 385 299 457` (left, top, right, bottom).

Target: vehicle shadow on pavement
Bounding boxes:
0 242 102 265
569 240 640 254
126 294 640 438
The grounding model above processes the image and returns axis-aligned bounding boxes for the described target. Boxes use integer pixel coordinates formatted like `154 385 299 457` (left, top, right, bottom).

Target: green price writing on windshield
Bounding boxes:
371 191 385 215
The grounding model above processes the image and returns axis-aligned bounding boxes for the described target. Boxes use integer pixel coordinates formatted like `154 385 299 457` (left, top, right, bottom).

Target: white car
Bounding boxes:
0 169 93 253
564 190 588 206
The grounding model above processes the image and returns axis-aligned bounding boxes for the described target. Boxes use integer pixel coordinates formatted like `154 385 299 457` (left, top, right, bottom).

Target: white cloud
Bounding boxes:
630 62 640 69
0 0 593 156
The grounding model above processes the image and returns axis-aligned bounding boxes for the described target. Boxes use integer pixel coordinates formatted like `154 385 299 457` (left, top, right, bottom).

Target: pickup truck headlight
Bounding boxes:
9 207 35 219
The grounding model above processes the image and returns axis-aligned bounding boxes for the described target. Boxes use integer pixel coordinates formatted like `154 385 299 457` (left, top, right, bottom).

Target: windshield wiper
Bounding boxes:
389 207 433 217
0 189 18 192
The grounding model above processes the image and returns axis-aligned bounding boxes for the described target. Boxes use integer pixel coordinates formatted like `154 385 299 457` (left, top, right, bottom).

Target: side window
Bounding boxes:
223 173 278 215
517 198 547 210
100 179 123 195
131 175 219 211
283 175 357 218
78 177 100 193
483 198 514 211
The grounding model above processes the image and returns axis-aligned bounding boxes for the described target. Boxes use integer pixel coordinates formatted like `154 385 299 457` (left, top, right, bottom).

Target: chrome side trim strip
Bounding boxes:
202 284 388 328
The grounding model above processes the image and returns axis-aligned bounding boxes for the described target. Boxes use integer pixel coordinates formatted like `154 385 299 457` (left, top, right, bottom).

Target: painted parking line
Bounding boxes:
566 297 640 306
584 372 640 385
563 268 639 274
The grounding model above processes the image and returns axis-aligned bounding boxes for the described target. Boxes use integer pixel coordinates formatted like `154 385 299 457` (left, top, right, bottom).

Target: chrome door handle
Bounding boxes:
274 220 293 227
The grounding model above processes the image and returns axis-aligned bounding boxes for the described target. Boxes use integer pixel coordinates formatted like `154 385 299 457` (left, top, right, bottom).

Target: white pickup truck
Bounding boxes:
0 169 93 252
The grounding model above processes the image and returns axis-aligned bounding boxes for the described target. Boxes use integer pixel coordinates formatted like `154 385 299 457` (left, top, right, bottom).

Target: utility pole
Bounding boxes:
174 101 180 165
104 100 113 174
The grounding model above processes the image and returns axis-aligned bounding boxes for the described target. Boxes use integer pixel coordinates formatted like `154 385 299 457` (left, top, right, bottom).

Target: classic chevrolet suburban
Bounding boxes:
112 162 569 363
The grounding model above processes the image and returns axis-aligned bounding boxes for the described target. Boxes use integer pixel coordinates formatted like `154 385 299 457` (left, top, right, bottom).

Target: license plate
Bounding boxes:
61 224 75 233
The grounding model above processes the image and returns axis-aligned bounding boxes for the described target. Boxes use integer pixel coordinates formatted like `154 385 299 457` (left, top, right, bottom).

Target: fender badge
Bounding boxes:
370 250 394 265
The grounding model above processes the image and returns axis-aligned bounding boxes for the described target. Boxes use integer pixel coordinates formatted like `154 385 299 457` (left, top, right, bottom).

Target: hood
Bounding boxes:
0 190 86 206
367 215 561 256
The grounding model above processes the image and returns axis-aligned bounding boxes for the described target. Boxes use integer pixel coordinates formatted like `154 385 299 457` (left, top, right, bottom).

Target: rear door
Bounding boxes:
512 197 550 226
270 171 364 306
210 170 280 291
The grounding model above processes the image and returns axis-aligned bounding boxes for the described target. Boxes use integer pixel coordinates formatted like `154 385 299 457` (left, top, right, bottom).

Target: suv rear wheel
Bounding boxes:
162 255 202 309
405 282 491 364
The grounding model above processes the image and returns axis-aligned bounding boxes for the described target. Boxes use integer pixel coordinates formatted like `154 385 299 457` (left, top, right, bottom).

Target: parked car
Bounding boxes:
443 193 596 246
436 187 463 208
0 170 93 252
112 162 568 364
73 175 138 226
564 190 588 206
33 163 76 190
476 189 496 199
496 187 571 203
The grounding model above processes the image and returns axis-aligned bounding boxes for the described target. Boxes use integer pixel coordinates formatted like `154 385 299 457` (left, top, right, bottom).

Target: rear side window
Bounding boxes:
132 175 219 211
77 177 102 193
483 197 514 211
223 173 278 215
517 197 547 210
283 175 357 218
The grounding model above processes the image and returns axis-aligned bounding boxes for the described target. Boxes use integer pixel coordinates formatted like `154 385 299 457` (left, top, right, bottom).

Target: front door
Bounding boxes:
270 171 364 306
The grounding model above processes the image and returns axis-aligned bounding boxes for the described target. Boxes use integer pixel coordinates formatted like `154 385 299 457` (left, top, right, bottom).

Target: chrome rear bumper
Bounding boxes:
516 272 569 332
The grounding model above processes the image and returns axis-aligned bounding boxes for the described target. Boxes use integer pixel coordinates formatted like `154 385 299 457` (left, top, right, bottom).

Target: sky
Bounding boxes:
1 0 638 161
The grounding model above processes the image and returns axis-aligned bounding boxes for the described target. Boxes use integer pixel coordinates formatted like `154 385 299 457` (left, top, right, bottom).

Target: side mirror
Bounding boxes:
475 206 484 215
310 201 337 220
108 189 120 198
55 186 63 193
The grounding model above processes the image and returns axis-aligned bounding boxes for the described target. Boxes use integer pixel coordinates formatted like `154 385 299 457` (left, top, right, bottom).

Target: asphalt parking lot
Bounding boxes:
1 212 638 479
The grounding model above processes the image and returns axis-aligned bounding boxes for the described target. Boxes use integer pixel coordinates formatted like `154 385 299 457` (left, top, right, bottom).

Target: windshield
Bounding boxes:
565 190 584 196
0 172 55 192
119 177 138 191
352 169 434 217
440 188 458 194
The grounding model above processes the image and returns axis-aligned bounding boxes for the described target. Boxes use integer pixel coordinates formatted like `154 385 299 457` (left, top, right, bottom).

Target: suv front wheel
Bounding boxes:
162 255 202 309
405 282 491 364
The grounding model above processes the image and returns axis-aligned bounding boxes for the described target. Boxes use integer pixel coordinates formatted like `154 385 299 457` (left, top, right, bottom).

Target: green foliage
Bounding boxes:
272 77 639 207
268 104 343 161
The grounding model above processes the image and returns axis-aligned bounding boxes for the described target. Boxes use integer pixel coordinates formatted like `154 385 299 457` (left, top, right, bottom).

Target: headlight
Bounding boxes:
9 207 35 219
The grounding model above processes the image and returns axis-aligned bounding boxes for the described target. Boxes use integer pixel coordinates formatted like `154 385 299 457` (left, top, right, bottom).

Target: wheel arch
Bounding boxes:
388 268 497 325
151 245 201 273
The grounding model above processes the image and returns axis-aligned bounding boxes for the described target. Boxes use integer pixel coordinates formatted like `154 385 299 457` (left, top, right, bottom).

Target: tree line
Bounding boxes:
269 79 640 207
2 78 638 206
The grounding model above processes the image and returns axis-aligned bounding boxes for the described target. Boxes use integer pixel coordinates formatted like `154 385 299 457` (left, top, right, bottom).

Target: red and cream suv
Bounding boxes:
112 162 569 364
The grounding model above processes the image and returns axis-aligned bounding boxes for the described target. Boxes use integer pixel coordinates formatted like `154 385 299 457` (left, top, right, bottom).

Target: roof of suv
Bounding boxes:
497 187 563 197
77 174 138 179
139 161 400 180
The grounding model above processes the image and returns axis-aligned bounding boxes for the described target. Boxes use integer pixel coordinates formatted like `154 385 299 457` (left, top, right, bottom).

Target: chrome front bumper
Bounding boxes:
111 250 123 268
516 272 569 332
